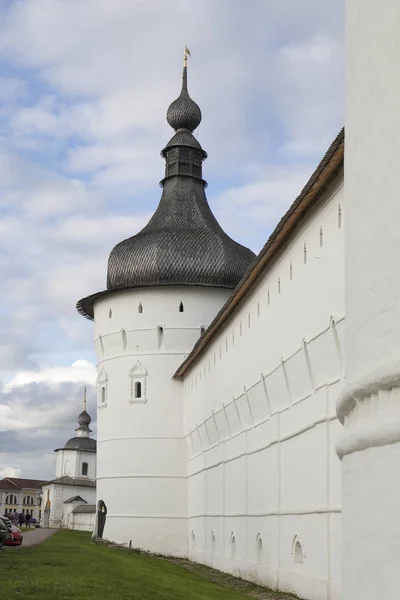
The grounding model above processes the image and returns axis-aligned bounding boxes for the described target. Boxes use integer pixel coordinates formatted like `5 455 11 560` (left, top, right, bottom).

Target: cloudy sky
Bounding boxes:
0 0 343 480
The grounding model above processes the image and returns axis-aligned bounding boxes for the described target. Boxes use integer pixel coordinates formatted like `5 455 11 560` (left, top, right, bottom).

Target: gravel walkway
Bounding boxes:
5 527 56 549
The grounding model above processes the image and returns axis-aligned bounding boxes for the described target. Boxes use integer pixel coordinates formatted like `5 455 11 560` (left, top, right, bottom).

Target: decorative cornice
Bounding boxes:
336 360 400 459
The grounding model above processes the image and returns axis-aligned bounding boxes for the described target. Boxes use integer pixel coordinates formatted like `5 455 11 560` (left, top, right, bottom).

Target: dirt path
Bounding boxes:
5 527 56 549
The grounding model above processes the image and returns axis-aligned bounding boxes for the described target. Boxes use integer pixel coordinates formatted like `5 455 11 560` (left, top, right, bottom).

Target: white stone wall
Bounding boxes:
56 449 96 480
70 511 96 532
42 483 96 528
338 3 400 599
183 176 344 600
93 286 231 555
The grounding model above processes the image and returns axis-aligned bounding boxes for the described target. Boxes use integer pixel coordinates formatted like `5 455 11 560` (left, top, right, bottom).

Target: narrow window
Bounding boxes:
290 261 293 280
294 540 304 564
338 205 342 228
304 243 307 264
101 386 106 404
225 339 228 352
267 289 270 305
108 308 112 318
200 326 205 335
257 536 263 565
121 329 127 351
257 301 260 317
278 277 281 294
248 313 251 328
231 534 236 559
179 302 184 312
211 531 216 553
157 326 164 349
135 382 142 399
138 303 143 314
320 227 323 247
82 462 88 476
213 353 216 364
240 322 243 337
232 331 235 346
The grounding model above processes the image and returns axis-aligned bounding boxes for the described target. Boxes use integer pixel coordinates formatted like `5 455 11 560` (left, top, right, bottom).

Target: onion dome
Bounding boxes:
77 55 256 320
166 65 202 132
77 410 91 427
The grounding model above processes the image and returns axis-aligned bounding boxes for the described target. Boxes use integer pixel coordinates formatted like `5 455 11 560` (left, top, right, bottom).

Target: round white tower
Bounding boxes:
77 54 255 555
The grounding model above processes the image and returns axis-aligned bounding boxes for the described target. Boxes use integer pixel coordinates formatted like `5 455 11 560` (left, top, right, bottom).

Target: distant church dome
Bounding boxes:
77 61 256 320
64 436 97 452
77 410 91 427
55 389 96 453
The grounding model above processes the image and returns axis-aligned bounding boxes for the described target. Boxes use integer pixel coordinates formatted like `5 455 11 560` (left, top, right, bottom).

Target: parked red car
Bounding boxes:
4 526 23 546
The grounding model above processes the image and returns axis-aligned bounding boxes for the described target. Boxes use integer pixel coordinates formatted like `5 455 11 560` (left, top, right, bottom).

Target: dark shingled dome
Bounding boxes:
64 437 97 452
77 62 256 320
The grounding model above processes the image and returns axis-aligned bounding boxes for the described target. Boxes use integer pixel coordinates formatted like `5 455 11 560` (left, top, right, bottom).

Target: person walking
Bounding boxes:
25 513 31 528
18 513 24 528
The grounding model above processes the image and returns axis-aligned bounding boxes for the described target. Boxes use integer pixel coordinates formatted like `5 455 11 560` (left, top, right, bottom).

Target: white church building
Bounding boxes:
76 4 400 599
41 393 96 531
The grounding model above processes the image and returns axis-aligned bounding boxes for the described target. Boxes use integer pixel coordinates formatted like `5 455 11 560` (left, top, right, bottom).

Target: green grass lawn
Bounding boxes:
0 530 284 600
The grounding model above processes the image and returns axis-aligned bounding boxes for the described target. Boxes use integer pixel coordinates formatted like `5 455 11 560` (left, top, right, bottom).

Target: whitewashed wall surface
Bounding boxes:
183 176 345 600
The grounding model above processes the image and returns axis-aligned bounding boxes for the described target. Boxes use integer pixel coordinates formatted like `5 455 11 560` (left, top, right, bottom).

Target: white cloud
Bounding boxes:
0 0 343 478
6 359 96 390
0 466 22 478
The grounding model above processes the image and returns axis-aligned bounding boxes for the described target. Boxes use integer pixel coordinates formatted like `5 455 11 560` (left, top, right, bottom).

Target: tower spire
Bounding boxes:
83 386 87 412
183 45 191 67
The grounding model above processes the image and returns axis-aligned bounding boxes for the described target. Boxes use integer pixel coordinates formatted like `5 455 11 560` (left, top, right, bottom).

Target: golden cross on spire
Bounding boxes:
184 45 191 67
83 386 87 412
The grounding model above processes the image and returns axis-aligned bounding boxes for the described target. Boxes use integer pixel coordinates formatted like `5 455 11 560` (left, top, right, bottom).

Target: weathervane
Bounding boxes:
184 45 191 67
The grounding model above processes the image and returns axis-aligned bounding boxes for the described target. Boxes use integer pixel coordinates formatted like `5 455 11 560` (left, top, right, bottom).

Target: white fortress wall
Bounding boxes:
93 286 231 555
183 174 344 600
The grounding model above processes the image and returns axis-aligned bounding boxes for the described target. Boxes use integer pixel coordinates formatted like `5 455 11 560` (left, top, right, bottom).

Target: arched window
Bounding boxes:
108 308 112 318
338 205 342 228
294 538 304 564
157 326 164 349
138 303 143 314
82 462 88 476
304 242 307 264
135 382 142 399
320 227 324 247
6 494 17 504
200 326 205 335
257 535 263 565
101 386 106 404
179 302 184 313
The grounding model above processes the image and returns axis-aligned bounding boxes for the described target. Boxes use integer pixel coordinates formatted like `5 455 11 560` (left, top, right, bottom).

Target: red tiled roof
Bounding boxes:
0 477 47 490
